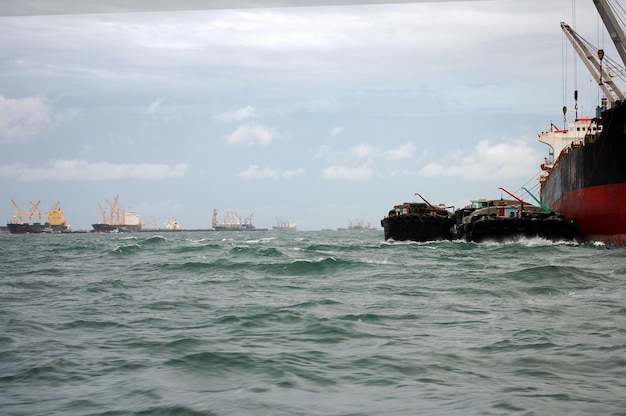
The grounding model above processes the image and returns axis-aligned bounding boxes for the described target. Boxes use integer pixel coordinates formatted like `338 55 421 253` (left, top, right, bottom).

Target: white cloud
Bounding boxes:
215 106 260 123
226 123 279 146
144 99 161 115
330 126 344 137
349 143 375 159
238 164 304 180
317 141 417 162
384 141 415 160
0 160 188 182
419 139 540 181
0 95 50 141
321 164 373 180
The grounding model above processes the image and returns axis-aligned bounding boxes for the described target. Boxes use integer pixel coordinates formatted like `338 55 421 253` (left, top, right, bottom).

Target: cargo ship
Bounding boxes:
337 219 376 231
6 200 70 234
538 0 626 245
91 195 142 233
211 208 263 231
273 218 296 231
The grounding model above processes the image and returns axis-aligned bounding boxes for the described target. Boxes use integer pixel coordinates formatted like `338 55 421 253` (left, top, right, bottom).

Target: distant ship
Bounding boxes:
164 219 180 230
6 200 70 234
538 1 626 245
340 219 375 231
211 208 263 231
273 218 296 231
91 195 141 233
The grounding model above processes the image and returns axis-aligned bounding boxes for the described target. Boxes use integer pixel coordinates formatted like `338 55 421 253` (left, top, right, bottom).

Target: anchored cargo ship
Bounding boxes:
538 0 626 245
338 219 376 231
273 218 296 231
211 208 261 231
91 195 141 233
6 200 70 234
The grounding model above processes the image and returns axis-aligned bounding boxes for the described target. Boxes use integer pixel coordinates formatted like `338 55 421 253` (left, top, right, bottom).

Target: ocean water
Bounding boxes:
1 230 625 416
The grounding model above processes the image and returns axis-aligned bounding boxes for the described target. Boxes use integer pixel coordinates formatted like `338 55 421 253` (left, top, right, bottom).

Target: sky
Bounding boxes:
1 0 624 231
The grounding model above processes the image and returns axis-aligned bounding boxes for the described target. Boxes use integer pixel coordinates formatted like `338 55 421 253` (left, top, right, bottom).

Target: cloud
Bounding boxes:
1 1 491 17
330 126 344 136
321 164 374 180
0 95 50 141
384 141 415 160
225 123 279 146
419 139 540 181
350 143 375 159
215 106 260 123
317 141 416 162
238 164 304 180
0 159 188 182
144 99 161 115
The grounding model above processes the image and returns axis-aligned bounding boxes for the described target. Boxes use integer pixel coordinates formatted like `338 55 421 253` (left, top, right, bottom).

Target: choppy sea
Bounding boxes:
1 230 625 415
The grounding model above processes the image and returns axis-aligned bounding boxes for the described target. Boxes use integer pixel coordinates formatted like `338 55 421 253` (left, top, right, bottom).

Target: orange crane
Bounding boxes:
97 203 107 224
105 195 119 225
28 200 41 225
10 199 23 224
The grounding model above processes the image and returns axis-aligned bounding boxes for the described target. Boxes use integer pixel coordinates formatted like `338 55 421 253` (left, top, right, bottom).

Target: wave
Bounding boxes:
229 245 285 257
109 243 142 255
140 235 168 245
59 318 129 330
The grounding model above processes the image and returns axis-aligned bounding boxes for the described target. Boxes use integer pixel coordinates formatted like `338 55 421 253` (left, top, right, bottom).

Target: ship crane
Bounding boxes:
97 203 107 224
561 22 625 107
106 195 120 225
212 208 218 227
593 0 626 68
10 199 23 224
28 200 41 225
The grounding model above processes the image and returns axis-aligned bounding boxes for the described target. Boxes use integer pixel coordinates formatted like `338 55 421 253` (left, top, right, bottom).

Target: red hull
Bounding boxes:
548 183 626 245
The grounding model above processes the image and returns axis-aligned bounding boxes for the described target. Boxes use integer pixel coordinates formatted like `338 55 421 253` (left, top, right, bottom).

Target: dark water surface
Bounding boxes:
1 231 625 415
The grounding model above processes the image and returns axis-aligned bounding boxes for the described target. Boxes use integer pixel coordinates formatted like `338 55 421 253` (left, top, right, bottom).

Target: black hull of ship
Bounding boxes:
540 102 626 245
213 226 266 231
456 218 578 243
381 214 454 242
91 223 141 233
7 223 69 234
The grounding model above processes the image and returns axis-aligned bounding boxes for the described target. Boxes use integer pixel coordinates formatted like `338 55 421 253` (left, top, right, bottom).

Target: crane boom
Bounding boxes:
11 199 23 224
28 200 41 225
561 22 626 105
98 203 107 224
497 187 531 206
593 0 626 68
414 192 442 213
